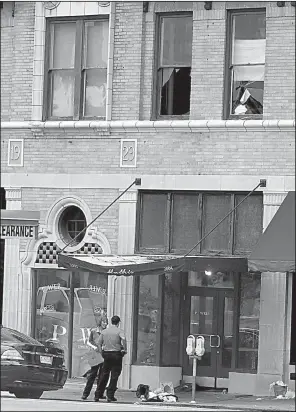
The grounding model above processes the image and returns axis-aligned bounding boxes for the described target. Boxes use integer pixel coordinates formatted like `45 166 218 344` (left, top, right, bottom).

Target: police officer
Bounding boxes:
95 315 127 402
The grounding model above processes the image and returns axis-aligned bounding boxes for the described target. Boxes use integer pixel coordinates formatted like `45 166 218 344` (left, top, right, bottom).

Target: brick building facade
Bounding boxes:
1 1 295 395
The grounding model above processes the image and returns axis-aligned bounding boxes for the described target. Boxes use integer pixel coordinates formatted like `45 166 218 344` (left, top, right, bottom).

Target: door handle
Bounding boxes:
210 334 221 348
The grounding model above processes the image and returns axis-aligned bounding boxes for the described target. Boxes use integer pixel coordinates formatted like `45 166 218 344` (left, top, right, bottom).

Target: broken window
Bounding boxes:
46 18 108 120
228 11 266 117
157 15 193 116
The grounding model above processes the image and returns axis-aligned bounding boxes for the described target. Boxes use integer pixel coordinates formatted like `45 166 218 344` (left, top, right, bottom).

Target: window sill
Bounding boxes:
154 115 190 121
44 117 106 122
227 114 263 121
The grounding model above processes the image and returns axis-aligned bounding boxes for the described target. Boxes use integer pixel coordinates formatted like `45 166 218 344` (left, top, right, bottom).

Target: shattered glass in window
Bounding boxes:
230 12 266 116
158 16 192 116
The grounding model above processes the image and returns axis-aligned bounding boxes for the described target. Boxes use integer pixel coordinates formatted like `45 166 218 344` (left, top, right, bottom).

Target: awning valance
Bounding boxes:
1 210 40 226
248 191 295 273
57 253 248 276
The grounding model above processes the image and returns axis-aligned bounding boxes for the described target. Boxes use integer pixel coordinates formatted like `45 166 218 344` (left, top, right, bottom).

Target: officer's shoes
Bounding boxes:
107 397 117 402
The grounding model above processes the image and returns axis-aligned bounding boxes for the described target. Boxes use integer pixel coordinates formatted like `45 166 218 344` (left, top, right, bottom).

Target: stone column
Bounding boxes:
108 190 138 389
256 192 290 395
2 188 32 335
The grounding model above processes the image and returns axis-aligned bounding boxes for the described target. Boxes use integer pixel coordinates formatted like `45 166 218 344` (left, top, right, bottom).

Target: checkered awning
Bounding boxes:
35 242 102 264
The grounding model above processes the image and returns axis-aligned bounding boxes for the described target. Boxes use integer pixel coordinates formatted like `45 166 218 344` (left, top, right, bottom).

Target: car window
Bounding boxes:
44 289 69 312
1 327 42 345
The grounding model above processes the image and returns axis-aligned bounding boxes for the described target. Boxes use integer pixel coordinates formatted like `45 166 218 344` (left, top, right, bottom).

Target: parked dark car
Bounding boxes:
1 325 68 399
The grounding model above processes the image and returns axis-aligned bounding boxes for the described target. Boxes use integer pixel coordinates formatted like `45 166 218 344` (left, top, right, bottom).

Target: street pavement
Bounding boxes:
1 378 295 411
1 393 240 412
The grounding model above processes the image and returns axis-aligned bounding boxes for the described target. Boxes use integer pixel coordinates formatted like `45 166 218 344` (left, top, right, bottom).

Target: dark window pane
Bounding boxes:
161 16 193 66
139 194 167 249
161 273 181 366
201 195 232 254
222 297 234 368
238 273 261 370
160 67 191 115
188 271 234 288
234 194 263 254
171 194 199 251
136 276 159 364
233 13 266 40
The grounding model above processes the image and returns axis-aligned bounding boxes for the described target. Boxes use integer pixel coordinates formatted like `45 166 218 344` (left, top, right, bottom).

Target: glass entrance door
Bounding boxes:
183 287 235 379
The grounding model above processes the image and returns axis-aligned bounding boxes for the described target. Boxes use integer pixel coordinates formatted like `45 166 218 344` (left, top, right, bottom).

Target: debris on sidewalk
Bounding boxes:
269 381 295 399
135 383 178 403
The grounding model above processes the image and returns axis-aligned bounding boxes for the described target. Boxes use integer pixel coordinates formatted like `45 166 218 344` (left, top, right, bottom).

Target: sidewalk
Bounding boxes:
43 378 295 411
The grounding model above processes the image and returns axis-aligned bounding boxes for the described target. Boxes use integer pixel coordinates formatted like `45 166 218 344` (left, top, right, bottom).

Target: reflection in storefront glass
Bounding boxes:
34 269 108 377
238 273 261 370
35 270 71 370
71 272 108 377
136 276 159 364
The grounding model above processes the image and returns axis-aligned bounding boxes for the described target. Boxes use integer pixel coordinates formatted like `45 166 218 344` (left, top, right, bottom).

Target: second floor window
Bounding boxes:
45 18 109 120
156 14 193 117
227 10 266 118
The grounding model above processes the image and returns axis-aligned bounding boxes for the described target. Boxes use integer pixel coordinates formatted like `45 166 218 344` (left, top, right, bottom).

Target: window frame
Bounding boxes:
43 15 109 121
153 12 193 120
223 8 266 120
135 191 263 256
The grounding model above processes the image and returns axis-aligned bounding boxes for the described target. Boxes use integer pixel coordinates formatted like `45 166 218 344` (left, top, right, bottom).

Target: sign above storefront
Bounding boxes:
1 210 40 239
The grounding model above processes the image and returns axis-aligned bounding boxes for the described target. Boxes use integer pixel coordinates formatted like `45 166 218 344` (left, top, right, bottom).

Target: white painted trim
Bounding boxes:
1 119 295 132
120 139 137 168
2 173 295 192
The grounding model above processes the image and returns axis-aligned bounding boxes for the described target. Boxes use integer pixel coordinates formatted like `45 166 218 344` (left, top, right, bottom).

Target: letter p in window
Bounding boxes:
120 139 137 168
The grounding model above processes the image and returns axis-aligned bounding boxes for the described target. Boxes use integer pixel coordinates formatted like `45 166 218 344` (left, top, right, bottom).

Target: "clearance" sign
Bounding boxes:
1 225 35 238
1 210 40 240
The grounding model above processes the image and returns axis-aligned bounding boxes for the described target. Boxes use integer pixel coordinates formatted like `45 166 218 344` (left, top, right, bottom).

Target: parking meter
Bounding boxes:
186 334 196 356
195 335 205 357
186 334 205 404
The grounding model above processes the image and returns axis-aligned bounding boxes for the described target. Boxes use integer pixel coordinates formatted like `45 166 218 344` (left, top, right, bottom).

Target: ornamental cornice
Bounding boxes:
1 120 295 133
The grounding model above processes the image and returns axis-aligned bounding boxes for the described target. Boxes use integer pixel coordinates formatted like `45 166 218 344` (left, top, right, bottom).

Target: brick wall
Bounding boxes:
264 3 295 119
1 1 294 121
1 127 295 176
21 187 119 253
111 1 144 119
0 2 35 121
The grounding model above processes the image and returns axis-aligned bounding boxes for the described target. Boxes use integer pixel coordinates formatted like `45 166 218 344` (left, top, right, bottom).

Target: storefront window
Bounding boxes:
238 272 261 370
188 271 234 288
35 269 71 369
71 271 107 377
34 269 108 377
161 273 181 366
135 276 160 364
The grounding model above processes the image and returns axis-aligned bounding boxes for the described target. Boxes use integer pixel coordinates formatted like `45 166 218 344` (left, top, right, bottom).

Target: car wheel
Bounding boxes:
13 389 43 399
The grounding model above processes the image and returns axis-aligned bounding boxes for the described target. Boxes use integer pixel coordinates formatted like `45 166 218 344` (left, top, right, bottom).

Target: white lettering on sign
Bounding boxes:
89 285 107 295
164 266 174 272
107 268 134 275
47 284 61 290
1 225 35 238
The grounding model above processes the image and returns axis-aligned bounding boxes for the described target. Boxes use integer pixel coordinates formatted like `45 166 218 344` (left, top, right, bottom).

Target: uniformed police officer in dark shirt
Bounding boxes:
95 315 127 402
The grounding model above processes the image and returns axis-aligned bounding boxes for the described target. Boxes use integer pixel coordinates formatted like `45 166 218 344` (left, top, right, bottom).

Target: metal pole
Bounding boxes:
59 178 141 254
191 357 197 403
67 272 74 378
